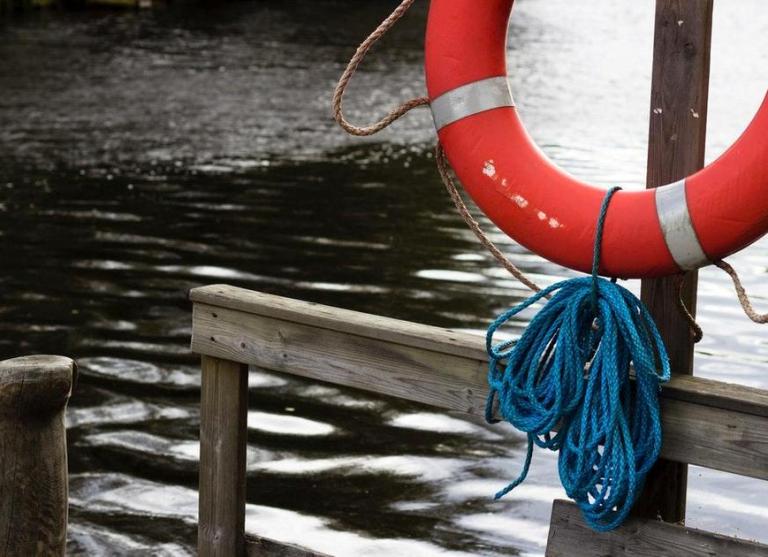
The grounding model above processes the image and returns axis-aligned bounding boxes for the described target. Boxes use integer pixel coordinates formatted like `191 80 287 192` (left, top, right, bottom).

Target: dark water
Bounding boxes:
1 1 768 555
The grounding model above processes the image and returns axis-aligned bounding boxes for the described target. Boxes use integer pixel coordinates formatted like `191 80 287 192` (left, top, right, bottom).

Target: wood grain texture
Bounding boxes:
659 398 768 480
661 374 768 418
191 295 768 479
638 0 714 523
0 355 75 557
245 535 331 557
199 355 249 557
546 500 768 557
189 285 487 361
193 303 488 415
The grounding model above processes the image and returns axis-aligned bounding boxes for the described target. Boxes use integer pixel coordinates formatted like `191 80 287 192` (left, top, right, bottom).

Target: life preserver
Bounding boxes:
425 0 768 278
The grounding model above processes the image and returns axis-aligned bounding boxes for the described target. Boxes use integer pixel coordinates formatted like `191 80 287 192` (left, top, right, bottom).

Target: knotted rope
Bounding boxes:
485 188 671 532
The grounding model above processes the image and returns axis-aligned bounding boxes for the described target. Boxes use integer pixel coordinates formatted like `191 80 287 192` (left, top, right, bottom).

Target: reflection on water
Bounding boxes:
1 0 768 555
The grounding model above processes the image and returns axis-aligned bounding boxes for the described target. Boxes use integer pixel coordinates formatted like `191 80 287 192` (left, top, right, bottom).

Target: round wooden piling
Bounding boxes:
0 355 75 557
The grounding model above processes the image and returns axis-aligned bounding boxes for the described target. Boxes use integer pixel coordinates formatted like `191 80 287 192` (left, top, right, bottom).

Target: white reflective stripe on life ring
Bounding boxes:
430 76 515 131
655 180 710 270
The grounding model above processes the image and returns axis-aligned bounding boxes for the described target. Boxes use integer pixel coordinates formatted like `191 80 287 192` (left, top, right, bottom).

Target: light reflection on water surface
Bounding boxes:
1 0 768 554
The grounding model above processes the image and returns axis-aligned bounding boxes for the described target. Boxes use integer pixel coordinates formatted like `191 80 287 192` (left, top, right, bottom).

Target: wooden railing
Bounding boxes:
190 284 768 557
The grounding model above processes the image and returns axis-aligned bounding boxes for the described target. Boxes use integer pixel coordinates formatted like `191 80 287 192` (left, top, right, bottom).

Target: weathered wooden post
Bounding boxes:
637 0 714 522
0 355 75 556
198 354 249 557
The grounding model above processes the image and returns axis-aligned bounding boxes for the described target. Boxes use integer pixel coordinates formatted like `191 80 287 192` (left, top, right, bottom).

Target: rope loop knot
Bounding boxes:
485 188 671 532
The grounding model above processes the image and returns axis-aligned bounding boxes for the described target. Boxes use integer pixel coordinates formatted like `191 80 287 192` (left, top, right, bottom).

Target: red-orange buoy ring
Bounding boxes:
425 0 768 278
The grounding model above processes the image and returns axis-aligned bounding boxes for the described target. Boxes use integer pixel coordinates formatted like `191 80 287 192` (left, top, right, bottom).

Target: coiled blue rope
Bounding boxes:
485 187 670 532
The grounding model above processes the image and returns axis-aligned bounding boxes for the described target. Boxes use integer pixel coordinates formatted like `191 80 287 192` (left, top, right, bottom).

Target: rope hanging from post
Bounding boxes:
485 188 671 532
675 273 703 343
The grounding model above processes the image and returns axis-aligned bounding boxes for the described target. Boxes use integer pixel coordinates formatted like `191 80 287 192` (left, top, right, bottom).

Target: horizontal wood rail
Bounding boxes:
547 500 768 557
191 284 768 480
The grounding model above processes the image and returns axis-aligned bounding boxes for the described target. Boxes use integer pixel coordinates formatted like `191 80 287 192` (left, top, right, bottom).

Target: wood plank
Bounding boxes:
546 499 768 557
659 398 768 480
191 288 768 418
198 355 249 557
189 284 487 361
192 303 488 415
662 374 768 418
191 298 768 480
245 535 331 557
0 355 75 557
638 0 714 523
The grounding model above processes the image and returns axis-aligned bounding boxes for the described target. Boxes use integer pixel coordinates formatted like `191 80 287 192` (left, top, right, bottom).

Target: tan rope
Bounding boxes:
435 144 543 294
332 0 429 136
715 260 768 324
674 274 703 343
331 0 540 293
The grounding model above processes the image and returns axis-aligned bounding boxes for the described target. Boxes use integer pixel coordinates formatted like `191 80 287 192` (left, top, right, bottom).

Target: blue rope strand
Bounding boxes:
486 187 670 532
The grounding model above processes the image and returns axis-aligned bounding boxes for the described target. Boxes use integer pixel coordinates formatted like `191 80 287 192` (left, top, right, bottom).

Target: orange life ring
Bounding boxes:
425 0 768 278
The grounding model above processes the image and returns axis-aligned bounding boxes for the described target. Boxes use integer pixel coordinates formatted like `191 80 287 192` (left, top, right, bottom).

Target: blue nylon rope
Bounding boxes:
485 187 671 532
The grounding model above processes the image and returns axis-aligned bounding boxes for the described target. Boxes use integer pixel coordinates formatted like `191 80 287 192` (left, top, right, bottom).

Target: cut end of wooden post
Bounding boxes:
0 355 74 556
0 355 75 416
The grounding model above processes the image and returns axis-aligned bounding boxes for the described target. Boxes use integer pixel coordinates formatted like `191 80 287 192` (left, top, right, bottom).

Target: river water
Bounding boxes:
1 1 768 555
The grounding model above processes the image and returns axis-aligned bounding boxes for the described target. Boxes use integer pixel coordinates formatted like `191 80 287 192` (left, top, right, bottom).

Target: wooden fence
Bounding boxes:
190 284 768 557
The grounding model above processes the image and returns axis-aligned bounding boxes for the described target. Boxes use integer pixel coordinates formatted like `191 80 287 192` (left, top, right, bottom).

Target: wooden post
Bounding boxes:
0 355 75 556
198 355 249 557
637 0 714 522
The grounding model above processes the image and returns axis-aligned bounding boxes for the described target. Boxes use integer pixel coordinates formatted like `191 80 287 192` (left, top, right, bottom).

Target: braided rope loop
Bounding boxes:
332 0 429 136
